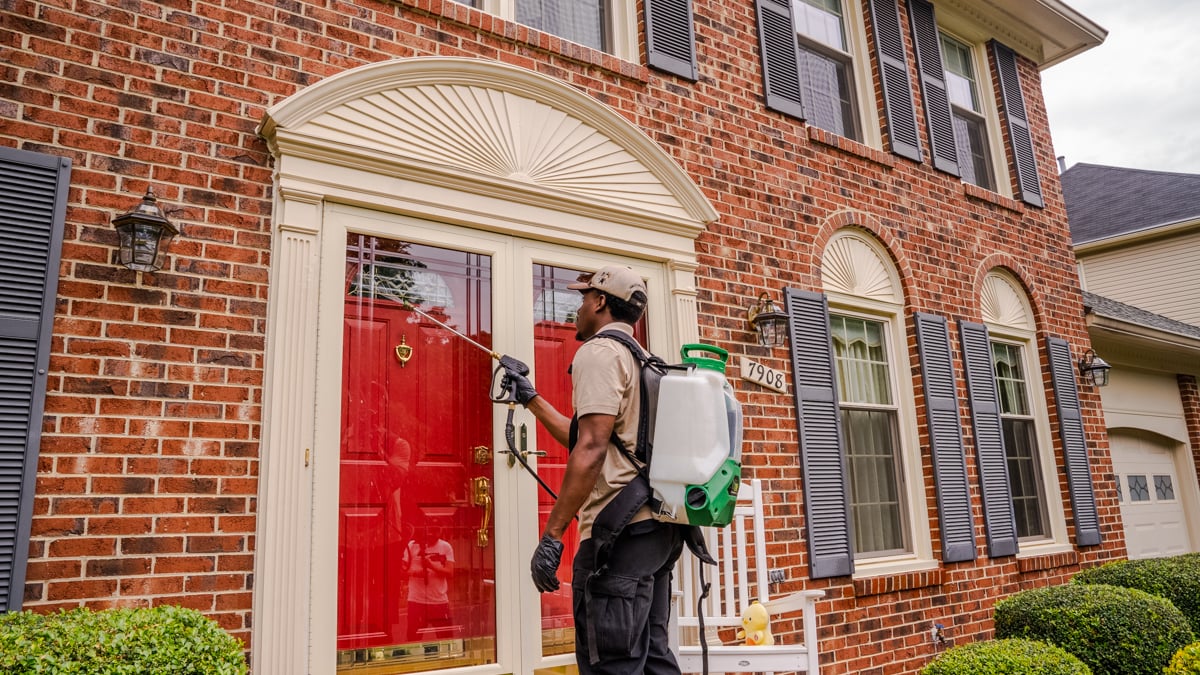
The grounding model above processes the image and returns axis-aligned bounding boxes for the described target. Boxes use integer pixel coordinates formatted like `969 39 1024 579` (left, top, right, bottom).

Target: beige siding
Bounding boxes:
1080 229 1200 326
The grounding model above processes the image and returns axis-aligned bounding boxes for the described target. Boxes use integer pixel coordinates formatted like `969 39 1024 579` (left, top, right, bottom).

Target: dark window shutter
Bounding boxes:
645 0 698 80
0 147 70 610
1045 337 1101 547
868 0 921 161
785 288 852 579
914 313 975 563
755 0 806 119
990 40 1044 207
958 321 1018 557
906 0 960 176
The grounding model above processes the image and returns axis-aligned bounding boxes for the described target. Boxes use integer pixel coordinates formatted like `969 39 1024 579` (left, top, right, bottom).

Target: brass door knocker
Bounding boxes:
394 335 413 366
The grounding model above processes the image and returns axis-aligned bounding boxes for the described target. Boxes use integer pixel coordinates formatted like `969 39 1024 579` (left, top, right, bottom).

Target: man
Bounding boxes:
503 265 686 674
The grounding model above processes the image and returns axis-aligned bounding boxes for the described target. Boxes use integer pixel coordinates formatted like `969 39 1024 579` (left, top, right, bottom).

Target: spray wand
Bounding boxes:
401 302 561 501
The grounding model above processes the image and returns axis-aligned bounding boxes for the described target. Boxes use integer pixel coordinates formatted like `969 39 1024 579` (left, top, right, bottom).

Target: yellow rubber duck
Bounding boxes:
735 601 774 646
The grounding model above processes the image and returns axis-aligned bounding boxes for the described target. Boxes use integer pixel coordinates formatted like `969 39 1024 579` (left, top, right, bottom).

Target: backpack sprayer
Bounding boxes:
398 302 742 529
399 302 563 501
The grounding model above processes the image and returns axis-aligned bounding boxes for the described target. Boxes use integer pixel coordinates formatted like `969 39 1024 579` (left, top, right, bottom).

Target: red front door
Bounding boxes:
333 227 654 674
337 235 497 670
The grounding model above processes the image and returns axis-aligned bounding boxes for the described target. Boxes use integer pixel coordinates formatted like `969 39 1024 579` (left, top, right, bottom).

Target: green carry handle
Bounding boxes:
680 343 729 372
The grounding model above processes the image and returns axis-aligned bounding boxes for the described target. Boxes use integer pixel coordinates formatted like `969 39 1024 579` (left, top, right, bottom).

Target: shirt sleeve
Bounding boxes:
571 339 632 417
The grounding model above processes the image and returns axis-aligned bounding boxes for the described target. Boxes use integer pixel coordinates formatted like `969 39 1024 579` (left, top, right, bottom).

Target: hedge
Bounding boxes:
1167 641 1200 675
994 583 1193 675
0 605 248 674
1072 554 1200 631
921 638 1091 675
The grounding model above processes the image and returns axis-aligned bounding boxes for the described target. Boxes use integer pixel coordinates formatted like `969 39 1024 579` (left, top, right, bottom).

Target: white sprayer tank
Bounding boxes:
649 344 743 519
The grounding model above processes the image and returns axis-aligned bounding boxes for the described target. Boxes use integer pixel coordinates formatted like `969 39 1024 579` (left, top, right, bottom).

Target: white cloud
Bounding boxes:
1041 0 1200 173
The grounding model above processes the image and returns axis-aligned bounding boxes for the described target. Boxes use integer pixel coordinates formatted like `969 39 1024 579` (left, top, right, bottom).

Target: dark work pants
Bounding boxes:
572 519 685 675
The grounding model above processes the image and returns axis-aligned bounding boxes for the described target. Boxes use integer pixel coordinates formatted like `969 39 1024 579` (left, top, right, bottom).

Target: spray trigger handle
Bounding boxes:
499 354 529 376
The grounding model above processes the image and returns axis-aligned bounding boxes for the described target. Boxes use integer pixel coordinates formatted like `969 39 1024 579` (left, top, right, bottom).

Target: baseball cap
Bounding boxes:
568 265 647 308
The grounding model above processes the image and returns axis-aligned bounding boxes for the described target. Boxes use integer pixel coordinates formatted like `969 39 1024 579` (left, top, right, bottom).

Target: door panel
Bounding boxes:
338 235 496 671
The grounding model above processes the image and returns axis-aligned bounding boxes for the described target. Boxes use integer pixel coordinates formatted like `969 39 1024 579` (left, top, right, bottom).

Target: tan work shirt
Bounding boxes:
572 323 653 539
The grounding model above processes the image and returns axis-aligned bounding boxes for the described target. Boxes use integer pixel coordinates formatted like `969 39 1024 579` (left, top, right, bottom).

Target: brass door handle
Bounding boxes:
471 476 492 547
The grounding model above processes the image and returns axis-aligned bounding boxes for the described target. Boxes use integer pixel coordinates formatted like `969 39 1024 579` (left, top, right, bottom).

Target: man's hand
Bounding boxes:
502 360 539 406
530 533 564 592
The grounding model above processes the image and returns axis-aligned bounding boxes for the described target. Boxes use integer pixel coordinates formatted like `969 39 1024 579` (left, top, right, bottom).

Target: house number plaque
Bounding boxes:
739 357 788 394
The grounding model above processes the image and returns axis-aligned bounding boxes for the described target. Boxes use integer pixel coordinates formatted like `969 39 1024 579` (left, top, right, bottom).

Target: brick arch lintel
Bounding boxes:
972 253 1048 330
807 209 918 308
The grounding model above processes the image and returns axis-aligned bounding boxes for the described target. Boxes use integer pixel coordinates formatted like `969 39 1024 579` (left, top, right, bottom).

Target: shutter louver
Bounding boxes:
645 0 698 80
868 0 921 161
990 41 1044 207
0 147 70 610
907 0 960 175
785 288 853 579
1046 337 1102 547
755 0 806 119
914 313 975 563
958 321 1018 557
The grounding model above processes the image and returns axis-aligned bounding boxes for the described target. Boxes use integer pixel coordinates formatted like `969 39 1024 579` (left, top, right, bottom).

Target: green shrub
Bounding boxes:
0 605 248 674
994 583 1193 675
1167 641 1200 675
921 638 1092 675
1073 555 1200 631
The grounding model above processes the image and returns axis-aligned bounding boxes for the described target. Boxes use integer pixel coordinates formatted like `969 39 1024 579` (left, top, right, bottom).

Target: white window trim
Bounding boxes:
935 16 1011 197
477 0 639 62
827 295 934 576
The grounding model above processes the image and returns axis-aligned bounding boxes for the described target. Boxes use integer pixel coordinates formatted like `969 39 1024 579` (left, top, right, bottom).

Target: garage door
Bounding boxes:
1110 432 1192 559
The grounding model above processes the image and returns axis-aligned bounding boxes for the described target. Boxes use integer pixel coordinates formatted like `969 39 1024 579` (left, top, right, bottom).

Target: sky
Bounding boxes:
1040 0 1200 175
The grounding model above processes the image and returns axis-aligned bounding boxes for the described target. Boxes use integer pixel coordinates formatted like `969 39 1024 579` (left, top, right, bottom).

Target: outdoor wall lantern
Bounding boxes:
111 188 178 272
747 292 789 347
1077 349 1112 387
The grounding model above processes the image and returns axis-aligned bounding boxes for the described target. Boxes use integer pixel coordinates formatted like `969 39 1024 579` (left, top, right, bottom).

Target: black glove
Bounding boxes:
501 357 539 406
531 533 564 593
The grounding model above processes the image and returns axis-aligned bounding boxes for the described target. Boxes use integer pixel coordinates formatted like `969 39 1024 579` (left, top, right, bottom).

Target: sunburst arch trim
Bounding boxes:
821 229 902 303
981 271 1034 330
260 57 718 227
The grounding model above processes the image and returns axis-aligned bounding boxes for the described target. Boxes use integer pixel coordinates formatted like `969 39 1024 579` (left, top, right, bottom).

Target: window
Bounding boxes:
940 34 995 190
516 0 608 51
991 340 1049 539
470 0 640 61
975 271 1068 551
794 0 861 140
832 314 907 556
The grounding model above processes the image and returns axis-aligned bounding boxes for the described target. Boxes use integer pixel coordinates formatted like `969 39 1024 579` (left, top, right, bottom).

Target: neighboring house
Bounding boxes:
1062 162 1200 560
2 0 1116 673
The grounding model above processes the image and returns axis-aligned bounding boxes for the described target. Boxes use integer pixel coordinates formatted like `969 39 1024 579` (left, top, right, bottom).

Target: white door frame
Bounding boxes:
255 57 716 674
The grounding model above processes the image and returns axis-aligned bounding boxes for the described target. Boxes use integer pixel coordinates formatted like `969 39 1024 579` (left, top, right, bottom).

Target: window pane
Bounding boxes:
842 409 906 555
832 315 892 405
516 0 605 51
1154 475 1175 501
939 36 979 111
795 0 846 50
952 112 994 191
797 47 857 140
1127 475 1150 502
1002 418 1047 539
991 342 1029 416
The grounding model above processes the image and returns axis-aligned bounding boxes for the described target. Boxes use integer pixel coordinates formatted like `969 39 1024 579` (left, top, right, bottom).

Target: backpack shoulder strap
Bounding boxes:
587 330 655 466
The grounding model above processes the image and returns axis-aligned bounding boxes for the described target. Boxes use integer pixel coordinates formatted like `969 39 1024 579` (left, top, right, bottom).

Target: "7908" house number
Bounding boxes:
739 357 788 394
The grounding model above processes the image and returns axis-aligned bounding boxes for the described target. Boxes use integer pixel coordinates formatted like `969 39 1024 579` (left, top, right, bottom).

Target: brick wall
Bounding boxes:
1 0 1122 670
1181 375 1200 487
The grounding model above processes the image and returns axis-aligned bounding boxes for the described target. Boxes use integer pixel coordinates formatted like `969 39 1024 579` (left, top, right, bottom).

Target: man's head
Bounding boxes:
568 265 648 338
